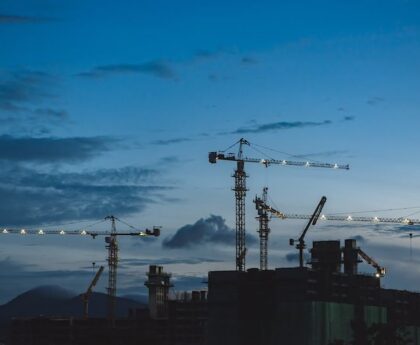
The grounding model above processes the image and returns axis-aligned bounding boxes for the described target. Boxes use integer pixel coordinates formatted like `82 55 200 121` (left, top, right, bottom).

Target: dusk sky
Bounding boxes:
1 0 420 303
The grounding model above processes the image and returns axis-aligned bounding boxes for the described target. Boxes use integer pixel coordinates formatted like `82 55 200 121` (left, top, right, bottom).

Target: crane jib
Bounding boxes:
209 152 349 170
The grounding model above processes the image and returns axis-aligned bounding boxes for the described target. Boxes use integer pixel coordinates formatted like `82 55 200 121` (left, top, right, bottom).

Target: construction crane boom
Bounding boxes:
289 197 327 268
269 213 420 225
82 265 104 319
210 138 349 271
1 216 160 327
357 248 386 278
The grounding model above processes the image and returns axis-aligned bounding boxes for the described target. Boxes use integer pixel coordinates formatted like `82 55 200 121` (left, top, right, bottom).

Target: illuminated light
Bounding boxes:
59 230 66 235
281 160 287 165
20 229 27 235
373 217 379 222
81 230 87 235
38 229 45 235
305 162 310 167
320 214 327 220
403 218 411 224
333 164 339 169
346 216 353 221
260 159 266 164
138 232 146 236
2 229 8 234
375 273 381 278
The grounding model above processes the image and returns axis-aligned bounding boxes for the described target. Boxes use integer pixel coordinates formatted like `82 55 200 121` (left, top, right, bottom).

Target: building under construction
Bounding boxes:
208 238 420 345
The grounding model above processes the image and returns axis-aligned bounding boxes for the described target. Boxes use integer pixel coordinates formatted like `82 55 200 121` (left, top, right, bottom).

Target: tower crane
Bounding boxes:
254 193 419 275
82 265 104 319
357 248 386 278
209 138 349 271
1 216 160 325
289 196 327 268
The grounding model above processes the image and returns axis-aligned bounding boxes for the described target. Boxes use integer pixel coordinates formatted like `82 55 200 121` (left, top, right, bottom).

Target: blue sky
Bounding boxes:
1 0 420 303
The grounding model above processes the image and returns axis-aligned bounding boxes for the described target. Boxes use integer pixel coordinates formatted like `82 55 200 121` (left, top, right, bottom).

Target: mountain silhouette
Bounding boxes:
0 285 146 340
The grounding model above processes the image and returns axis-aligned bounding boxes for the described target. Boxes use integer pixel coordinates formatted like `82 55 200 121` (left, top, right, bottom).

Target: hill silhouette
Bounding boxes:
0 285 146 341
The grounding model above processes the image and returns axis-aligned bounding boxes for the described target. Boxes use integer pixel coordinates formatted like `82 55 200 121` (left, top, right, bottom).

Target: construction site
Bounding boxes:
3 138 420 345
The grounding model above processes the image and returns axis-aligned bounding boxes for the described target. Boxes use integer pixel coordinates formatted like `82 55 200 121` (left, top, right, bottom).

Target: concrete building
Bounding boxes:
208 239 420 345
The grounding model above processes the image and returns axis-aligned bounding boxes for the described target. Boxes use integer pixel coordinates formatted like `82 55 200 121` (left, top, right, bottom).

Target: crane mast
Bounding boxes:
105 215 118 325
209 138 349 272
254 187 270 270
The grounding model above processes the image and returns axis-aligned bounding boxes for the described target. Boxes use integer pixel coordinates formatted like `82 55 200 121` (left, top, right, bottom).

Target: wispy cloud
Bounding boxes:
77 61 176 80
151 137 192 146
0 70 67 134
367 96 385 106
0 14 52 24
292 150 349 159
231 120 332 134
0 163 172 226
241 56 258 65
343 115 355 121
0 135 116 163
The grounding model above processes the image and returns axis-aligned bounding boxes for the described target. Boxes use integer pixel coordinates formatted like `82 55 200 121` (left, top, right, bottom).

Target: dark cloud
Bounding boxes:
292 150 349 159
163 215 257 248
119 257 223 268
241 56 258 64
231 120 332 134
77 61 176 80
0 135 116 163
367 97 384 106
343 116 355 121
0 70 67 133
0 14 52 24
32 108 68 120
285 252 311 263
337 107 345 112
0 164 171 226
0 70 54 112
151 137 192 146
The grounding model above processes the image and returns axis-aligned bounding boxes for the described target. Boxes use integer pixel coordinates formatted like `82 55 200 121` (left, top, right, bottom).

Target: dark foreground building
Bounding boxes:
208 239 420 345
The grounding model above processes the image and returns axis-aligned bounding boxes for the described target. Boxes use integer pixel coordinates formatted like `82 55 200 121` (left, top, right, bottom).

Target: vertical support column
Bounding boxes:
105 215 118 326
257 187 270 270
233 160 247 271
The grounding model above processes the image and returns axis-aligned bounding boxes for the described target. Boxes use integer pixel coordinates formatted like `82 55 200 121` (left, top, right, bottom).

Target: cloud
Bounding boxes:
0 14 52 24
241 56 258 64
285 252 311 263
151 137 192 146
292 150 349 159
0 164 171 226
163 215 257 248
119 257 223 268
231 120 332 134
367 97 385 106
0 70 67 133
0 135 116 163
77 61 176 80
343 116 355 121
0 70 54 112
